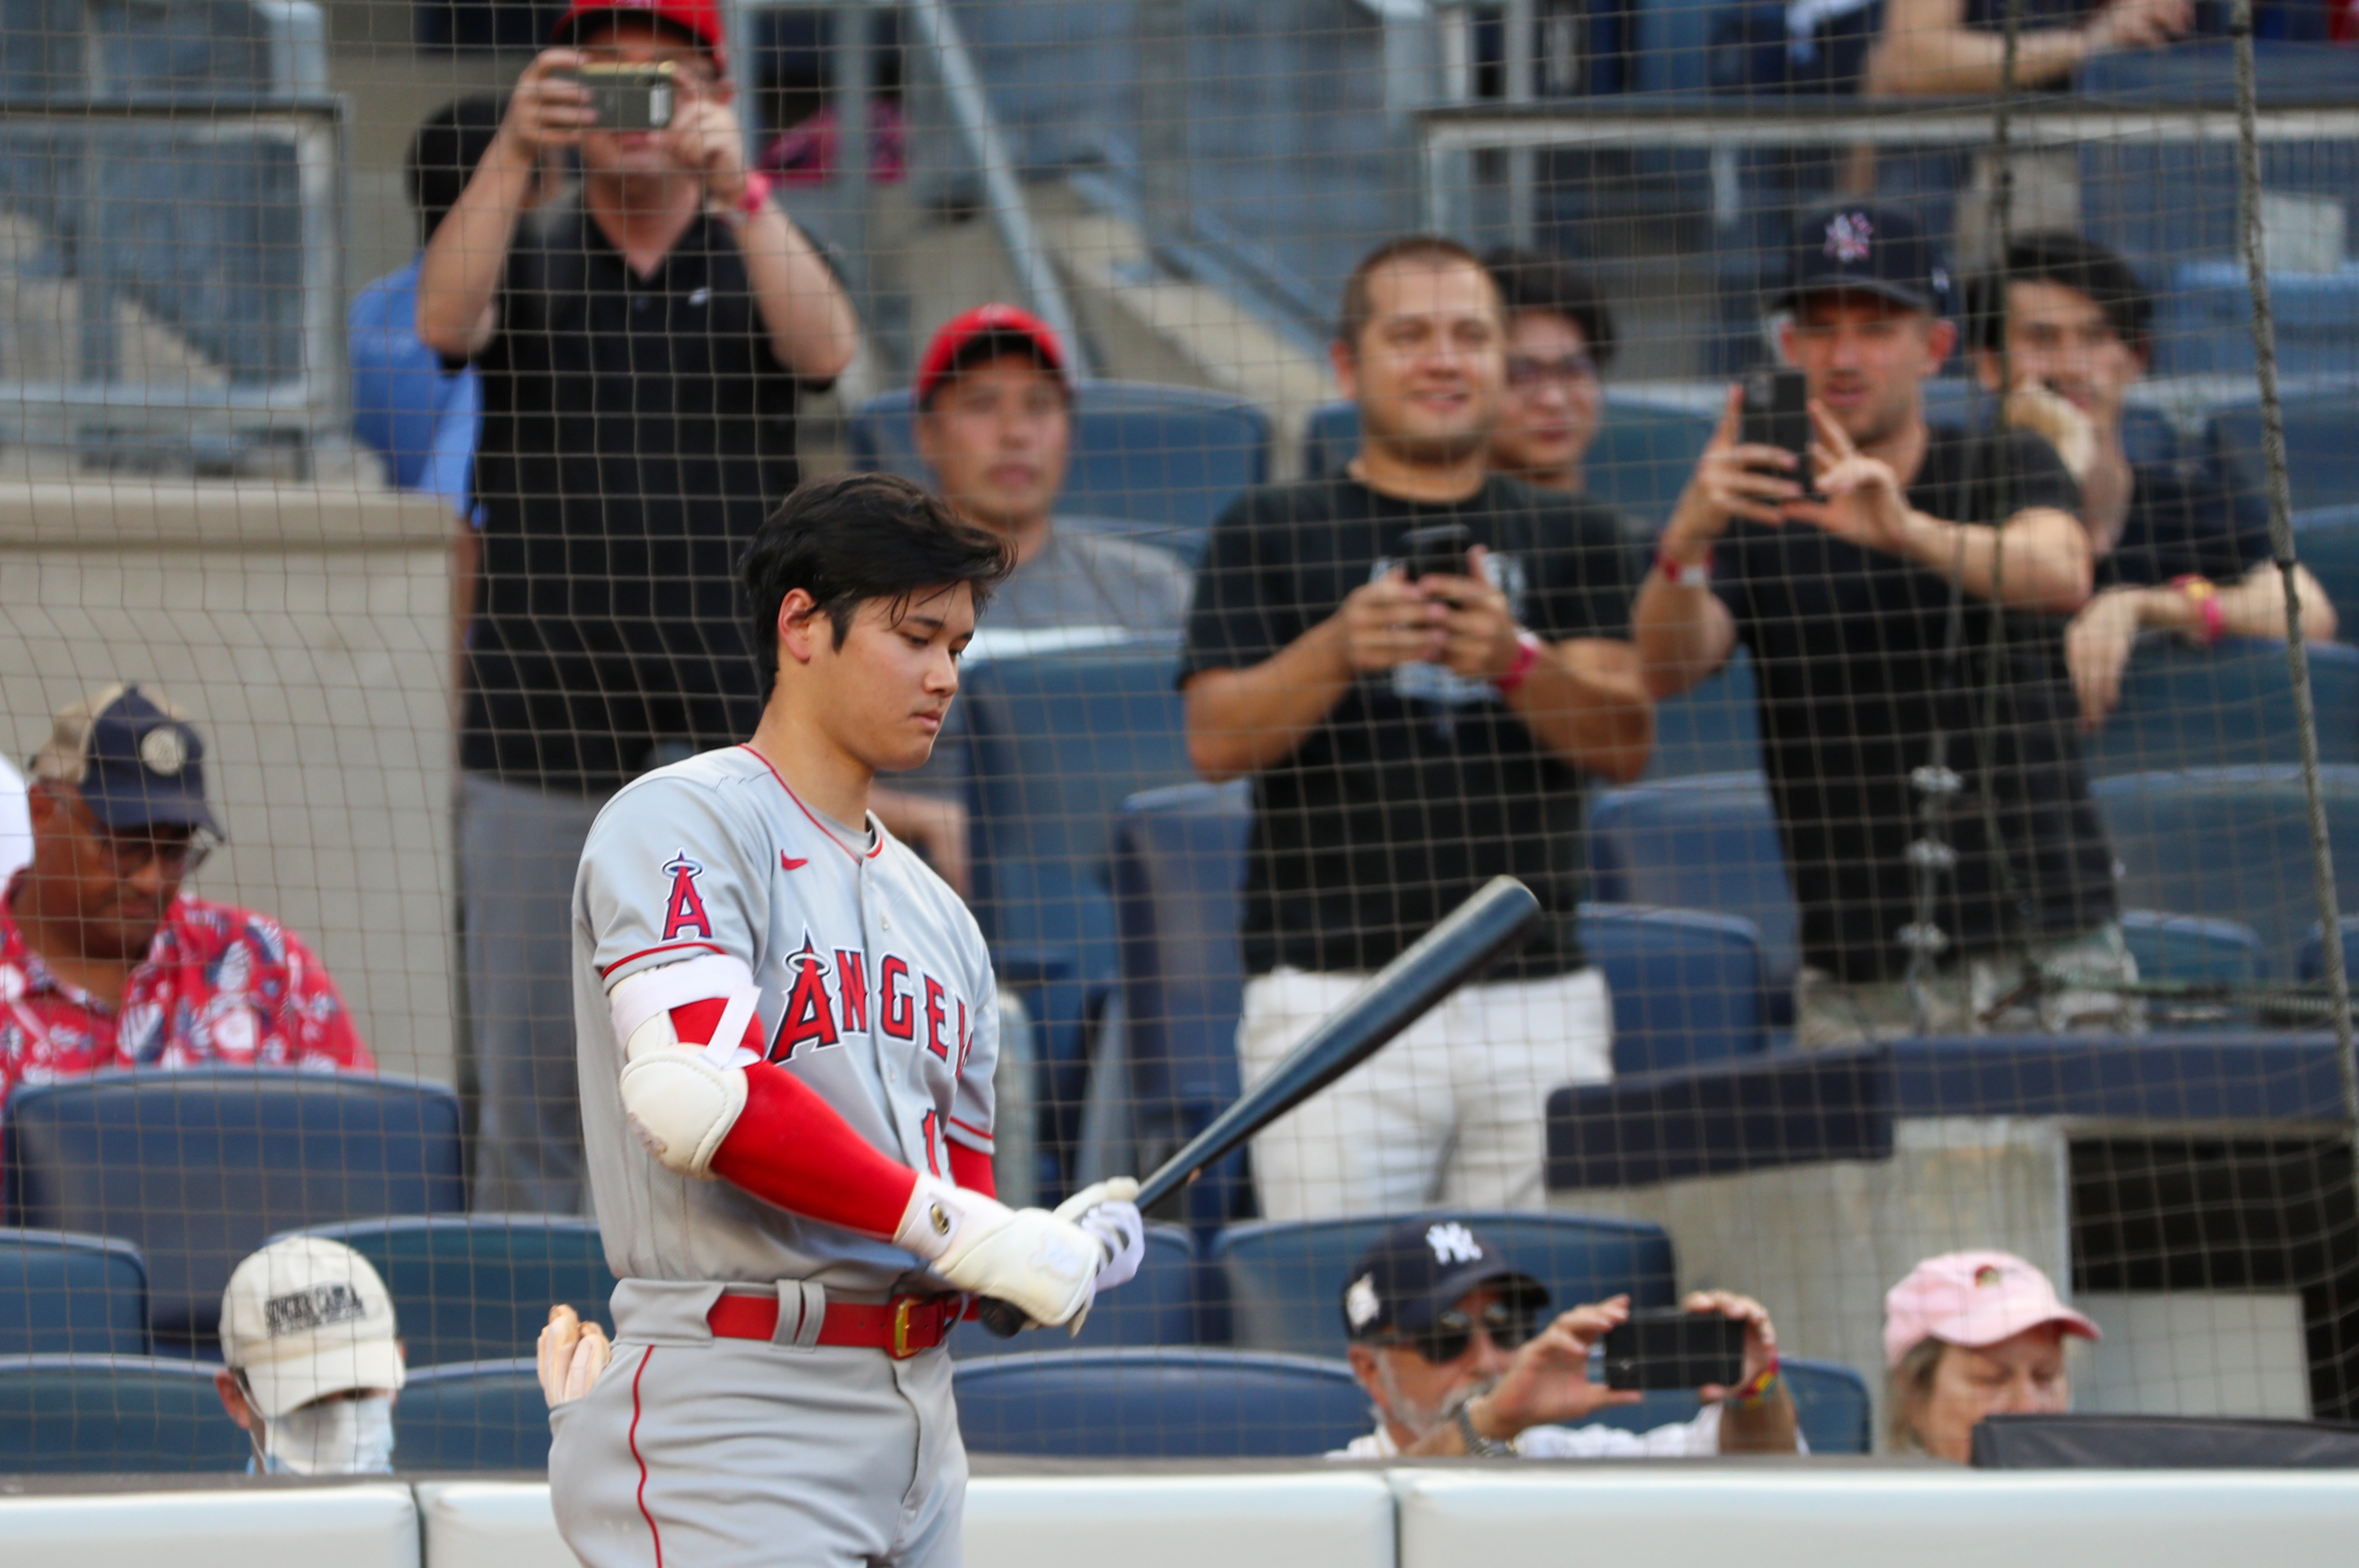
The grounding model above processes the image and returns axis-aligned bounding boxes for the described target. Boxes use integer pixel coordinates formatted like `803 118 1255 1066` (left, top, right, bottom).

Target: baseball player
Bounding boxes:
551 472 1143 1568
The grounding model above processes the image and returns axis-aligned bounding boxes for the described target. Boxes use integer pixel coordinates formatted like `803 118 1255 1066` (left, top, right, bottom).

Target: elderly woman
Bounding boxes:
1883 1250 2102 1459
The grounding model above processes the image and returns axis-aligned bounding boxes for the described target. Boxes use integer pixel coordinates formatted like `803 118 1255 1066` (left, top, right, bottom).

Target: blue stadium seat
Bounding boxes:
2081 639 2359 775
2208 386 2359 514
1 1069 466 1349
848 382 1270 567
0 1353 248 1471
0 1230 148 1356
1112 781 1253 1235
1647 645 1763 779
289 1216 617 1368
952 1223 1202 1357
2153 263 2359 380
393 1358 550 1471
1214 1211 1678 1359
2294 507 2359 643
1586 1355 1872 1454
2093 765 2359 975
1581 904 1768 1074
2297 917 2359 983
952 1348 1366 1457
961 649 1197 1191
2123 910 2269 983
86 0 328 101
1588 771 1800 1026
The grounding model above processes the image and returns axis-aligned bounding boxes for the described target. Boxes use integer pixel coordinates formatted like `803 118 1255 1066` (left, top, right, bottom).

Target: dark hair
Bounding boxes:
1966 231 2153 357
406 94 508 249
739 473 1013 691
1336 234 1497 353
1480 245 1617 370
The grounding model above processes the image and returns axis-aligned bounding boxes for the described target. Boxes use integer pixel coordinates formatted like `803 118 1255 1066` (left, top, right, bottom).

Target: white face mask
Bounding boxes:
258 1392 397 1475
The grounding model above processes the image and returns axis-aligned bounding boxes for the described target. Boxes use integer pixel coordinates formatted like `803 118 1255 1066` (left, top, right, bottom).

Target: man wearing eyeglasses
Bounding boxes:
1482 247 1617 498
1332 1217 1797 1457
0 685 372 1123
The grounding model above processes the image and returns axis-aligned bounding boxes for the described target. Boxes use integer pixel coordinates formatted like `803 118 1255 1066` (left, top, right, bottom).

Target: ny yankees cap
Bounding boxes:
220 1237 407 1419
31 682 224 838
1776 202 1953 318
553 0 727 70
1883 1249 2099 1369
1341 1216 1547 1344
916 303 1072 409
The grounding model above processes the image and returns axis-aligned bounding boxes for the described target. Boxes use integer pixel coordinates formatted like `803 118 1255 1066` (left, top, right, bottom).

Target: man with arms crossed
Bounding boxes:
1635 204 2125 1045
555 475 1142 1568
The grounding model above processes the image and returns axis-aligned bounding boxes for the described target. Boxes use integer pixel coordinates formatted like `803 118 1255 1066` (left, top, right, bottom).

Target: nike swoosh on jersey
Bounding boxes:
781 853 810 870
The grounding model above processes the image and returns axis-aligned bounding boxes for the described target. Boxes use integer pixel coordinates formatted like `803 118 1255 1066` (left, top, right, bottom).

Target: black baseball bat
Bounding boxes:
977 875 1543 1337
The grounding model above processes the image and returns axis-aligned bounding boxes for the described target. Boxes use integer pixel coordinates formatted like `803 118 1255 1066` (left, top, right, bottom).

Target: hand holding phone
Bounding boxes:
1399 523 1473 585
1740 366 1815 497
552 62 680 133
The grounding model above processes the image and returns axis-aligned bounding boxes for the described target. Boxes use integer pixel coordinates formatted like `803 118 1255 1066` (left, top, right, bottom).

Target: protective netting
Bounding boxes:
0 0 2354 1485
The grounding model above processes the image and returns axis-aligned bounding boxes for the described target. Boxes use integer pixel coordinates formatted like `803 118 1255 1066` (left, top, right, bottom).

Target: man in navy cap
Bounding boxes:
1332 1216 1795 1457
1634 203 2131 1046
0 684 371 1122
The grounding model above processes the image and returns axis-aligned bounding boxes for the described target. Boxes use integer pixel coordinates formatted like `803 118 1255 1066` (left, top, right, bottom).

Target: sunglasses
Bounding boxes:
1379 1297 1540 1364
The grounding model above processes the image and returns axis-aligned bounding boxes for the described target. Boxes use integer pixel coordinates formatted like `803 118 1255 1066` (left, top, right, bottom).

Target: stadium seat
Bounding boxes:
0 1352 248 1471
847 382 1271 567
1215 1211 1678 1359
2093 765 2359 975
2208 385 2359 514
2082 638 2359 775
2296 918 2359 984
1647 645 1763 779
1588 771 1800 1026
961 648 1198 1190
288 1216 617 1368
2123 910 2269 983
952 1348 1368 1457
2154 263 2359 380
0 1229 148 1356
393 1358 550 1471
1581 904 1768 1074
1111 781 1253 1234
1585 1355 1872 1454
2293 507 2359 644
951 1223 1202 1358
1 1069 466 1349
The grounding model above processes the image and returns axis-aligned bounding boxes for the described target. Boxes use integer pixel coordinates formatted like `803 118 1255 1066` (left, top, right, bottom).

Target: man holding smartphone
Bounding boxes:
416 0 859 1212
1331 1217 1796 1457
1183 235 1651 1222
1634 203 2130 1046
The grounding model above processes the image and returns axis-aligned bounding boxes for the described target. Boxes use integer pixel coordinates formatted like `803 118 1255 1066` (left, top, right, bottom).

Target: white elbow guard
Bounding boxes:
608 955 765 1179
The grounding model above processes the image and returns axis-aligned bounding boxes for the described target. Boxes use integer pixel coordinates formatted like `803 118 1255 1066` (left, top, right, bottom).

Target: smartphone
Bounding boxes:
556 62 679 133
1600 1311 1747 1392
1399 523 1472 583
1739 365 1813 489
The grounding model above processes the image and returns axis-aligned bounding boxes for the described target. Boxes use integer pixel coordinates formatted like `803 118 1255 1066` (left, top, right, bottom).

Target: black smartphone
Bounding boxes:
1399 523 1472 583
557 62 680 132
1739 365 1813 486
1600 1311 1747 1391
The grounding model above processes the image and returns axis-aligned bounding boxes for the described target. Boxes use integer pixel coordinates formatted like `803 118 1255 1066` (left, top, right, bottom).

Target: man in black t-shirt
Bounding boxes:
415 0 858 1212
1635 204 2128 1048
1965 232 2338 731
1182 236 1651 1220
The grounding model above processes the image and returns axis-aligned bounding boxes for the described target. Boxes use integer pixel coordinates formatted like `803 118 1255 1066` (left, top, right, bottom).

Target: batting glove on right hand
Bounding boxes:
1055 1177 1144 1296
894 1174 1100 1329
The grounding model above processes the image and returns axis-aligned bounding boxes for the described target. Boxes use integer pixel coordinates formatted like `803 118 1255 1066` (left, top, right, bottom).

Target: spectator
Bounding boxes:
1966 231 2337 730
0 684 373 1107
213 1237 407 1475
1332 1216 1797 1457
1865 0 2190 96
1634 203 2128 1046
1481 248 1618 498
415 0 858 1213
1883 1249 2098 1460
1183 235 1651 1220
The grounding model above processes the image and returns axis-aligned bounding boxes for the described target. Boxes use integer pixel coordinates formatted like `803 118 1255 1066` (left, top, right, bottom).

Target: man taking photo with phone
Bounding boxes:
1634 203 2130 1047
417 0 858 1213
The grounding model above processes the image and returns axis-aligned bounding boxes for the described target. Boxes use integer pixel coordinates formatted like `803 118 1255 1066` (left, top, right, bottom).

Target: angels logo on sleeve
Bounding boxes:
661 852 713 941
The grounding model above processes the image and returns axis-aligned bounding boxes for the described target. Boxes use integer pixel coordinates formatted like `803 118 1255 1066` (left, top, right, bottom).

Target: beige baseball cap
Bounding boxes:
219 1237 406 1419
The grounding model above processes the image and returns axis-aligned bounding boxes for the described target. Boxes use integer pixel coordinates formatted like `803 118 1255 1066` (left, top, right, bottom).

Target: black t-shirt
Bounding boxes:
2092 457 2271 592
462 196 806 794
1716 425 2117 984
1179 474 1635 980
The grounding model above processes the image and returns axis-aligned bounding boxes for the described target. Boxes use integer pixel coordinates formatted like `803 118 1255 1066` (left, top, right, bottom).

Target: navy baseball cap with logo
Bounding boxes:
1775 202 1954 318
30 682 224 837
1340 1216 1549 1343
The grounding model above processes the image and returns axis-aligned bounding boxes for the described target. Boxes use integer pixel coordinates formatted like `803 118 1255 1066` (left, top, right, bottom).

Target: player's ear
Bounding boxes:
775 588 827 668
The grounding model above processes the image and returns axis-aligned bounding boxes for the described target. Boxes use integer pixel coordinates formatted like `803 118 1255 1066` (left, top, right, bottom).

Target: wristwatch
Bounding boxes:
1453 1399 1516 1457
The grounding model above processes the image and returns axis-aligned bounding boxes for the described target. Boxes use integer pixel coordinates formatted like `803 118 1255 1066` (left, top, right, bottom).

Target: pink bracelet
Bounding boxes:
1494 630 1544 695
2171 575 2225 646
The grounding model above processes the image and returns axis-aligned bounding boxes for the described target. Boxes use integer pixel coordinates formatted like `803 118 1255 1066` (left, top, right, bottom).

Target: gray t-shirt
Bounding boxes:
983 524 1192 639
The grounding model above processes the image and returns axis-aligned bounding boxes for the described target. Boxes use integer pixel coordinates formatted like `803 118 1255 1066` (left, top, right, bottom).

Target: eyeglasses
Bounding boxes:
1506 352 1598 388
1379 1298 1539 1364
78 811 213 878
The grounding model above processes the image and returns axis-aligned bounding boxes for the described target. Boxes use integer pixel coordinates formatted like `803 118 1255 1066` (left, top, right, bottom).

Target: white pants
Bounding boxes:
1236 965 1613 1222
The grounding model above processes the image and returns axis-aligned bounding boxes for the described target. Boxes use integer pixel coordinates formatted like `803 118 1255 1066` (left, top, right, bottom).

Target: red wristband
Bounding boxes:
735 170 775 218
1494 629 1544 695
1657 548 1713 587
2171 574 2224 646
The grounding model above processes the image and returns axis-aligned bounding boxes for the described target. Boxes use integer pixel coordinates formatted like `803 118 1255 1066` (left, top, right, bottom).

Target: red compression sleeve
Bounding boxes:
949 1140 995 1199
666 1000 919 1236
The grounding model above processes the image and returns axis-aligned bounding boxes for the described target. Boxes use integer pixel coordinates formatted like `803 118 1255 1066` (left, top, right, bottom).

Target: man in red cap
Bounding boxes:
415 0 858 1214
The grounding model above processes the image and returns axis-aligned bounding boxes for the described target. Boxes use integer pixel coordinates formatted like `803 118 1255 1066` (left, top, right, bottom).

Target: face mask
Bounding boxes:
258 1392 397 1475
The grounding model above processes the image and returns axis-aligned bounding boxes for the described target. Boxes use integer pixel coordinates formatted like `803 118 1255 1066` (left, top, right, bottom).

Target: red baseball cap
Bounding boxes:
1883 1250 2101 1368
916 304 1071 408
552 0 725 71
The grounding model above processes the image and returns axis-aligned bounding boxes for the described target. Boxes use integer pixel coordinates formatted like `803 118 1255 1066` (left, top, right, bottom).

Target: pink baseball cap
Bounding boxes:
1882 1250 2101 1368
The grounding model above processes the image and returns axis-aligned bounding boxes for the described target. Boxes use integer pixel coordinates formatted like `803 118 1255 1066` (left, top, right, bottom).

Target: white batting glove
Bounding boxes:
1055 1177 1144 1295
894 1173 1100 1329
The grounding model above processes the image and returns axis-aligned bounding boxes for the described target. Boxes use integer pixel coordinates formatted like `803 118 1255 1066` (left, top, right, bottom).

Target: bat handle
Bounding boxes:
976 1296 1027 1338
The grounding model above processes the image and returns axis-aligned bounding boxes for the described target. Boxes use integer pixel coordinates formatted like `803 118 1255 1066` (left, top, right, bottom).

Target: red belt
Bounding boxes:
707 1291 961 1358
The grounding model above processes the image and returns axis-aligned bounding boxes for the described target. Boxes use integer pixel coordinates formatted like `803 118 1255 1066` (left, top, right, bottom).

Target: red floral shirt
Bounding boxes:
0 883 374 1107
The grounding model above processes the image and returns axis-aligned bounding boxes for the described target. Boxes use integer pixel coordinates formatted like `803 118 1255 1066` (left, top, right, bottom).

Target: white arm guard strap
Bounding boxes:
608 956 764 1180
